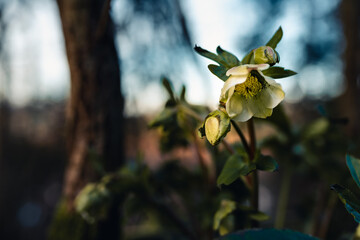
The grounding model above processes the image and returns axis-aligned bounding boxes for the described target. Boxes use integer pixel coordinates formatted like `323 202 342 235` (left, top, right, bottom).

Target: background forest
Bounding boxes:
0 0 360 239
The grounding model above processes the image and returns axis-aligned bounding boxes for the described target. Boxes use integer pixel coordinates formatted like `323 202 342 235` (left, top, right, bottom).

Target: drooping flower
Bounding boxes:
220 64 285 122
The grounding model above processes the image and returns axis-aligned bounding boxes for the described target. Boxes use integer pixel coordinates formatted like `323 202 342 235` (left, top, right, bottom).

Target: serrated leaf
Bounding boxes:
194 45 226 66
241 50 254 64
331 184 360 223
266 27 283 49
213 200 237 231
346 155 360 189
217 154 256 187
216 46 240 67
262 66 297 78
255 154 278 172
220 229 318 240
208 64 229 81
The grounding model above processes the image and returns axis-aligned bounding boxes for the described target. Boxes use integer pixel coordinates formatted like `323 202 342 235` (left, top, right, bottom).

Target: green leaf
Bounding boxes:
195 45 242 81
255 154 279 172
217 154 256 187
262 66 297 78
331 184 360 223
249 211 270 221
220 229 318 240
216 46 240 67
265 26 283 49
75 183 111 223
180 85 186 101
213 200 237 231
346 155 360 189
162 77 176 101
194 45 227 66
241 50 254 64
148 108 177 128
208 64 228 81
302 118 330 139
236 205 270 221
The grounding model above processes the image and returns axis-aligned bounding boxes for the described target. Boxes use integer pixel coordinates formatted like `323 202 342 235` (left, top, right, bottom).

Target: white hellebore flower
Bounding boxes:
220 64 285 122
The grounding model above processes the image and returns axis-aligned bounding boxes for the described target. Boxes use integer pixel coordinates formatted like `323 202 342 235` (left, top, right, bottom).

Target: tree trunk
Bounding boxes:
51 0 124 239
338 0 360 139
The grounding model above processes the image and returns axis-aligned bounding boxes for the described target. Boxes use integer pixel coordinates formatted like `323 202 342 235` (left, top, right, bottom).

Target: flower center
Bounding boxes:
234 71 266 99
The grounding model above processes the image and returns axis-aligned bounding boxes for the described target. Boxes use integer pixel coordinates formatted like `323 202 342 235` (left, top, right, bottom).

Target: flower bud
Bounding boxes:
253 46 280 66
199 110 231 145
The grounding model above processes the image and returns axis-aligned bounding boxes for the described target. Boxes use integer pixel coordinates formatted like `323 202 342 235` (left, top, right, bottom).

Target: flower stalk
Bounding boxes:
247 119 259 227
230 120 251 156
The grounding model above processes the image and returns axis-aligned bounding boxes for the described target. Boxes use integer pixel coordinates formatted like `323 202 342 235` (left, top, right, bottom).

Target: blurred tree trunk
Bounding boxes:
50 0 124 239
338 0 360 140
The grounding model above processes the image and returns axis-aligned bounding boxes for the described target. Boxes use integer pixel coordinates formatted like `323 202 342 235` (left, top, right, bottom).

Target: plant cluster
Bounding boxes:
72 27 360 240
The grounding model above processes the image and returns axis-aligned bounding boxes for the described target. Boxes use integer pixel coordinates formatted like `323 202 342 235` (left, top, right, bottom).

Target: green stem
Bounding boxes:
251 171 259 211
230 120 251 156
274 164 293 229
247 119 256 159
247 119 258 228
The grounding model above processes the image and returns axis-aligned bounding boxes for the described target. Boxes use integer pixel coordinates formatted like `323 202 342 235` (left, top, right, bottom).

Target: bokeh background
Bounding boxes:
0 0 359 239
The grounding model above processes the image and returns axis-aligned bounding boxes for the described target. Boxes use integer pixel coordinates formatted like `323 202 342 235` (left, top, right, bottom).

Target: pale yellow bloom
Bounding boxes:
220 64 285 122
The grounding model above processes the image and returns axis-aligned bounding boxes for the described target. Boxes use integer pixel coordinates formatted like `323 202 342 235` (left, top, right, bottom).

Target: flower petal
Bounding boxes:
267 84 285 107
257 85 285 109
234 106 253 122
226 93 243 118
220 76 246 100
226 95 254 122
226 65 250 76
226 64 270 76
249 63 270 71
248 99 273 119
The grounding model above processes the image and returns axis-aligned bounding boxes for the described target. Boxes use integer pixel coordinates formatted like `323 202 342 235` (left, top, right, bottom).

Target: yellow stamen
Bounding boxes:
234 72 264 98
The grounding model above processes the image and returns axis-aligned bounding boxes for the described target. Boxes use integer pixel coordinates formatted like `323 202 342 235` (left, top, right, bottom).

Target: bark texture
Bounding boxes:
57 0 123 204
53 0 124 239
